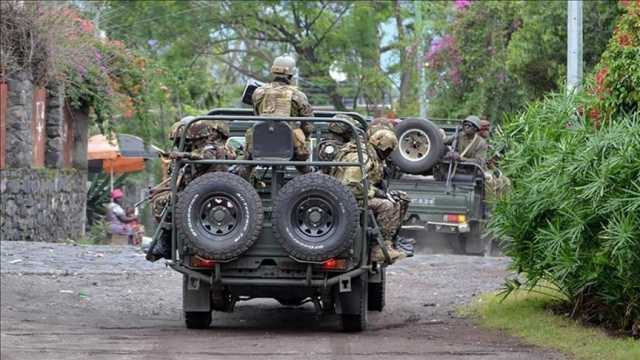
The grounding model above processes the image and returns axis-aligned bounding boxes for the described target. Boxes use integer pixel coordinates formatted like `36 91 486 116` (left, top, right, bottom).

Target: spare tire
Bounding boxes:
272 173 359 262
390 118 445 174
175 172 263 260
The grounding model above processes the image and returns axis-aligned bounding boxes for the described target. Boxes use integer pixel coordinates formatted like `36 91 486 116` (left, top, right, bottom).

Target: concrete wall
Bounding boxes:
0 168 86 242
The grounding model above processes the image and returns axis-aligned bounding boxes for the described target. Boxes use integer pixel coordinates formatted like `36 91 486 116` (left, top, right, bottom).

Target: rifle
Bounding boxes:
445 125 461 193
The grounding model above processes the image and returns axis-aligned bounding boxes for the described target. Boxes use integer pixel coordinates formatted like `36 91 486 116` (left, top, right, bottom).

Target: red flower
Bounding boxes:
594 67 608 95
619 0 631 8
588 107 602 128
617 32 633 47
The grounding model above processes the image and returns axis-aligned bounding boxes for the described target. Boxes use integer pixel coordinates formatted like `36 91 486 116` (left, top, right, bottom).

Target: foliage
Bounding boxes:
464 290 640 358
86 172 128 227
84 219 110 245
425 0 620 122
99 1 427 117
0 2 96 84
490 89 640 332
588 1 640 124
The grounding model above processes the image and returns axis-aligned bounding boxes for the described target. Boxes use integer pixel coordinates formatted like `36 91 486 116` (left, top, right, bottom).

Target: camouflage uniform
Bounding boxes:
243 79 314 166
330 128 405 263
241 56 314 179
317 115 364 174
146 119 233 261
178 121 236 186
444 116 489 167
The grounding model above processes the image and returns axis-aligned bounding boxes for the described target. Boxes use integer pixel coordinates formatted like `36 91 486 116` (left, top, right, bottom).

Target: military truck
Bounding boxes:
387 118 491 255
228 114 492 255
156 108 389 332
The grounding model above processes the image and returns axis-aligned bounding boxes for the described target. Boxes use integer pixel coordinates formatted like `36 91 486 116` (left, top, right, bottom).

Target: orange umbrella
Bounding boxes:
88 134 154 190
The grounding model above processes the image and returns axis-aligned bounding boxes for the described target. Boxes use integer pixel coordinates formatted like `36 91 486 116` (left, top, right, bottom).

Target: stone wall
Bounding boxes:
5 71 33 168
0 168 87 242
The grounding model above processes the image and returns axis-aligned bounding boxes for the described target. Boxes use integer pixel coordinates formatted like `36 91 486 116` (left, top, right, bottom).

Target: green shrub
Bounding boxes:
491 2 640 334
490 92 640 332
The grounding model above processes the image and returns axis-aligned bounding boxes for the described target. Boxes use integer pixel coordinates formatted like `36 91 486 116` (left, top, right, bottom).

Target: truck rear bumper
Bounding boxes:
170 262 369 288
410 221 471 234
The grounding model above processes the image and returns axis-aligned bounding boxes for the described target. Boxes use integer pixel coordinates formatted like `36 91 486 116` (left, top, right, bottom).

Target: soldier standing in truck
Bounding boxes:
241 55 314 178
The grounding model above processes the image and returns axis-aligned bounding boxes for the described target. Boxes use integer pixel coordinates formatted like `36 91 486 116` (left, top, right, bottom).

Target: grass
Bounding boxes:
462 290 640 360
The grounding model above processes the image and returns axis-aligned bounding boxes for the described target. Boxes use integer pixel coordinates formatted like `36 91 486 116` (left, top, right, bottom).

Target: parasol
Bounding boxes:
88 134 159 190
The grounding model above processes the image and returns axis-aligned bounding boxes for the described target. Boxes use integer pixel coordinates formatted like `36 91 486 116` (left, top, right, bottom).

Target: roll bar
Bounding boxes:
170 112 372 268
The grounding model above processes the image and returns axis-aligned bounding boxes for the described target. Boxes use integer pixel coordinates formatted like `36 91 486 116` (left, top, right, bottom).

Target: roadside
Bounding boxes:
464 291 640 360
1 241 564 359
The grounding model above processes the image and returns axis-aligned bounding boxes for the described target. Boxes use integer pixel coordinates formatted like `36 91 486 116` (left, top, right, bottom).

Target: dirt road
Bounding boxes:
1 241 563 359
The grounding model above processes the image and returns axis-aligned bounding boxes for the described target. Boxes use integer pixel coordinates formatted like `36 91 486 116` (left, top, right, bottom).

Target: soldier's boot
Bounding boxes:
146 231 172 262
396 236 415 257
371 241 405 264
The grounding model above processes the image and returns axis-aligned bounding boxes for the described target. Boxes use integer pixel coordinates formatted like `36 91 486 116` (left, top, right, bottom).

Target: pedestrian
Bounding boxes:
106 189 138 245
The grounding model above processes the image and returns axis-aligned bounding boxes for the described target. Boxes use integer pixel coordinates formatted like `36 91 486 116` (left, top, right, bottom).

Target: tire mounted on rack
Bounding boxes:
390 118 445 174
175 172 263 261
272 173 359 262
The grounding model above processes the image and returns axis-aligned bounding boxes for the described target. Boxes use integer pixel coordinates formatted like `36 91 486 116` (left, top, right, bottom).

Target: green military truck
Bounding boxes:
157 109 390 332
388 118 491 255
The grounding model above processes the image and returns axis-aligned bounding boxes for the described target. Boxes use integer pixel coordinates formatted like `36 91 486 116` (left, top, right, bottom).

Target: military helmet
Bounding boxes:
328 114 362 135
208 120 230 139
271 55 296 76
369 128 398 153
463 115 481 130
168 118 189 141
367 119 395 138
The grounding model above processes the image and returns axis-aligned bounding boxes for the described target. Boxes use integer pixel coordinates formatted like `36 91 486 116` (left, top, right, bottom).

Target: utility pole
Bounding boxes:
415 1 427 118
567 0 583 93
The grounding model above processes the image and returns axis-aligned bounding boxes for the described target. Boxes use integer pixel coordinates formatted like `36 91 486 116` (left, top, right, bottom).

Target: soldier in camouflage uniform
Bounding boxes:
330 127 405 263
317 114 364 174
241 56 314 178
170 119 236 186
444 115 488 167
146 117 234 262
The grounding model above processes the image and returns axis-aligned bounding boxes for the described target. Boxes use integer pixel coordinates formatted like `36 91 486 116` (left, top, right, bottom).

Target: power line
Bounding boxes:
101 2 216 32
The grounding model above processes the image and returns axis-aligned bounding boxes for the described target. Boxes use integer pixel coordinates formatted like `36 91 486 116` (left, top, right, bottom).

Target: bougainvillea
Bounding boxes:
587 1 639 125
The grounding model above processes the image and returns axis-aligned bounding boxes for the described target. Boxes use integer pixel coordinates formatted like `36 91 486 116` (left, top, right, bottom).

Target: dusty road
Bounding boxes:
1 241 563 360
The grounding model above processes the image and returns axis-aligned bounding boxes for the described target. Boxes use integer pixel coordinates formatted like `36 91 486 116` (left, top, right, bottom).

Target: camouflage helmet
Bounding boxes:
369 128 398 153
271 55 296 76
208 120 230 139
168 117 191 141
367 118 395 138
463 115 481 130
328 114 362 136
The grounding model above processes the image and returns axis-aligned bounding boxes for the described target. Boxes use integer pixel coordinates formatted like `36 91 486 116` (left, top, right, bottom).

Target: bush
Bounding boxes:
491 2 640 334
491 92 640 332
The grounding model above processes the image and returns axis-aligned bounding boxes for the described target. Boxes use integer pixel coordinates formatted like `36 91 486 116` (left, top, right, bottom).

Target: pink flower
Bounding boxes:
454 0 472 11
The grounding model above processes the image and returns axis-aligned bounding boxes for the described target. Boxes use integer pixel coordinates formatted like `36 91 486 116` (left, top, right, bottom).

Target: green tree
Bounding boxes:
425 0 620 122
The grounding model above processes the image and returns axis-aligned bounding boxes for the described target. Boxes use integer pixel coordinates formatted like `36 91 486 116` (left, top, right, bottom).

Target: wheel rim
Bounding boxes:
199 194 242 237
398 129 431 162
292 196 337 242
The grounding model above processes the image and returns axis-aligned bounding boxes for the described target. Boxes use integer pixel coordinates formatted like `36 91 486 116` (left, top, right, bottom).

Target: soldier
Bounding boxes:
170 119 236 185
331 127 405 263
479 119 491 140
317 114 364 169
146 117 234 262
444 115 488 167
241 55 314 178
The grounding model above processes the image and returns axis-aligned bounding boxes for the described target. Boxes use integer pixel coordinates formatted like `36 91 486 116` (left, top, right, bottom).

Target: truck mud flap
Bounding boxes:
335 273 367 315
183 274 211 312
